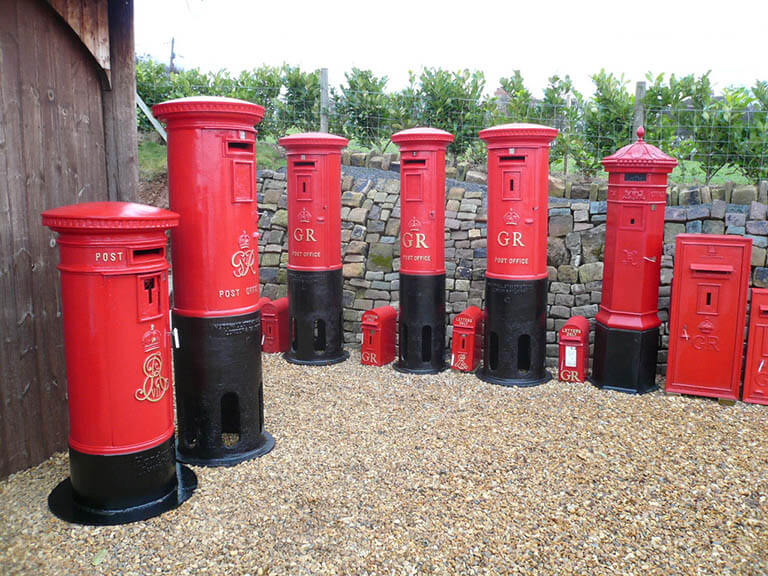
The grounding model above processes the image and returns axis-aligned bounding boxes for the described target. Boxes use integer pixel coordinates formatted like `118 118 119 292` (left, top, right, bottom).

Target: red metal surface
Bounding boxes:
361 306 397 366
278 132 348 272
391 128 454 275
596 127 677 331
451 306 483 372
261 297 290 354
42 202 179 456
558 316 590 383
153 96 265 318
479 123 557 280
666 234 752 400
742 288 768 405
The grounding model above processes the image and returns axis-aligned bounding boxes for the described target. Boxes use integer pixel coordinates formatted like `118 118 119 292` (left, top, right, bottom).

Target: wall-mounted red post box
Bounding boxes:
451 306 484 372
558 316 590 383
744 288 768 405
666 234 752 400
154 97 274 466
262 297 290 354
278 132 349 365
477 123 557 386
391 128 454 373
361 306 397 366
42 202 196 525
592 127 677 394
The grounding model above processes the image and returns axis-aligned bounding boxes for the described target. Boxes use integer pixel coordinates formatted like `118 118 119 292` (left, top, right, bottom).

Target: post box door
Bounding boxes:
400 155 441 273
743 290 768 404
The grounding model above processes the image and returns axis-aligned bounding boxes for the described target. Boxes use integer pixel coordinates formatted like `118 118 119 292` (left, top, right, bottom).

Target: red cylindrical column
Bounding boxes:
43 202 196 525
391 127 454 373
153 96 274 466
478 123 557 386
592 127 677 394
278 132 348 365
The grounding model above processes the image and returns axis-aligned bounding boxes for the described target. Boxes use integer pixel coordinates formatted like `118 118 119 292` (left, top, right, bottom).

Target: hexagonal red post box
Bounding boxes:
451 306 484 373
261 297 290 354
558 316 590 383
666 234 751 400
592 127 677 394
278 132 349 365
42 202 196 525
391 127 454 373
743 288 768 405
478 123 558 386
153 97 274 466
361 306 397 366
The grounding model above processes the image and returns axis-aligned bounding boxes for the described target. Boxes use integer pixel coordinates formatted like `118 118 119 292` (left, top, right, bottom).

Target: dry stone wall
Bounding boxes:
257 167 768 374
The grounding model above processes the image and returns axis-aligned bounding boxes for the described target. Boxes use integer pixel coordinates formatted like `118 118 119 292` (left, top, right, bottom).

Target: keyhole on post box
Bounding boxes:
461 334 467 351
140 275 160 319
221 392 240 447
314 319 326 351
144 277 155 303
706 292 712 306
302 181 307 195
368 330 374 346
509 180 514 192
630 218 636 224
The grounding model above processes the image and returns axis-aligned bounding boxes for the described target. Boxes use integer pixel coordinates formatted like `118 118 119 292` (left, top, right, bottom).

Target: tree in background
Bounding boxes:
583 70 633 174
498 70 533 122
331 68 390 150
279 65 321 134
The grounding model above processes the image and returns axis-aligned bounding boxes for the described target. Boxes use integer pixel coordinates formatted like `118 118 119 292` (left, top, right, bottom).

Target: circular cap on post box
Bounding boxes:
278 132 348 154
42 202 179 233
152 96 265 127
391 127 454 151
602 127 677 173
478 123 558 147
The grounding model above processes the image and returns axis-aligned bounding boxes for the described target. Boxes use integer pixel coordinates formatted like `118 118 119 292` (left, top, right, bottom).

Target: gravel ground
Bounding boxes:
1 351 767 575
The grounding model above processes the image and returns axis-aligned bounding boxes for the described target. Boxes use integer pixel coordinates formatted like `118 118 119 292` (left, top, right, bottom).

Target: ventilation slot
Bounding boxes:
314 319 326 351
221 392 240 448
489 331 499 371
291 316 298 352
401 324 408 361
421 325 432 362
518 334 531 374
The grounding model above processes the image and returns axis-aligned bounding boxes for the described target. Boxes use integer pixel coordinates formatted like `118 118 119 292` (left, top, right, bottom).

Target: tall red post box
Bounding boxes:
361 306 397 366
42 202 196 525
478 123 557 386
592 127 677 394
744 288 768 405
558 316 590 383
666 234 752 400
278 132 349 365
262 297 290 354
451 306 484 373
391 127 454 373
154 97 274 466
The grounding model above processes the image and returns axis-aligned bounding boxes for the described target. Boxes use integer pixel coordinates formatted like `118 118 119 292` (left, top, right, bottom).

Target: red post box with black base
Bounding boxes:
666 234 751 400
478 123 557 386
278 133 348 365
451 306 483 373
591 127 677 394
391 127 454 373
361 306 397 366
154 97 274 466
262 297 290 354
42 202 196 526
558 316 590 383
743 288 768 405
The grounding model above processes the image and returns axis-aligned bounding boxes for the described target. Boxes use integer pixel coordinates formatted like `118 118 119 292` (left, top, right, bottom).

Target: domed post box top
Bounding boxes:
152 96 265 128
602 127 678 173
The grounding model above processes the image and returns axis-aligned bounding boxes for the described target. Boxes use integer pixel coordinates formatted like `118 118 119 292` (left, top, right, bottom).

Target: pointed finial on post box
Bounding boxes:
637 126 645 141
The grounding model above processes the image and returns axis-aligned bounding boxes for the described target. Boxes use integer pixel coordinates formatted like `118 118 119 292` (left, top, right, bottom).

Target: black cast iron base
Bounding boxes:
395 273 446 374
48 437 197 526
173 311 274 467
591 322 659 394
284 269 347 366
478 276 549 387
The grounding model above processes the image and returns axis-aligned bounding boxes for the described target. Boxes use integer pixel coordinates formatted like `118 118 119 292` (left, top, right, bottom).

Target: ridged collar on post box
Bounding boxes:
602 127 678 173
42 202 180 232
391 127 454 151
152 96 265 127
478 123 558 148
278 132 348 154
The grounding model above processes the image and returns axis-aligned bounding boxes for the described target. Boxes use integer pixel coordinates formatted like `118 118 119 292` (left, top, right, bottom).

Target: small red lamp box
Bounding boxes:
451 306 484 372
262 297 290 354
742 288 768 405
558 316 590 383
361 306 398 366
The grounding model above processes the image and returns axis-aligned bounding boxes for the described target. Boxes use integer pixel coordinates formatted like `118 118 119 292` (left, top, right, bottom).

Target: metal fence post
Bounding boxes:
633 81 646 135
320 68 329 133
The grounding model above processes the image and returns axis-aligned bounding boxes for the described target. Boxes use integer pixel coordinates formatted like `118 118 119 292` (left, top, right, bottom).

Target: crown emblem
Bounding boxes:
298 207 312 223
698 319 714 334
408 217 421 231
142 324 162 352
238 230 250 250
504 209 520 226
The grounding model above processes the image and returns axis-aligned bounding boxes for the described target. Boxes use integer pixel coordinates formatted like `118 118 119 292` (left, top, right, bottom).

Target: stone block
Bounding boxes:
557 264 579 283
549 214 574 237
702 220 725 235
732 185 758 204
578 262 603 283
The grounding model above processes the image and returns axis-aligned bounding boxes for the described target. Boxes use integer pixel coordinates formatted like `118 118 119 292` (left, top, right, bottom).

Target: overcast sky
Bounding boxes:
135 0 766 97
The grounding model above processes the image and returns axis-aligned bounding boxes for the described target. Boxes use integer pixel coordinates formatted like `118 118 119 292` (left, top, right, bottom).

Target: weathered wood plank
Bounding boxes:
47 0 111 82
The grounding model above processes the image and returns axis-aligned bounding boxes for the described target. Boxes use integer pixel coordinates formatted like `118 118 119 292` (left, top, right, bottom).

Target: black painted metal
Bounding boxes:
48 437 197 525
284 269 347 365
591 322 659 394
174 311 275 466
395 273 446 374
479 276 549 386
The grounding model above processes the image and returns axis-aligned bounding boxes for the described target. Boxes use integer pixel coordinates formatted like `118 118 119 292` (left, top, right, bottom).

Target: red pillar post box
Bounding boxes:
391 128 454 373
478 123 557 386
278 133 348 365
361 306 397 366
592 127 677 394
153 97 274 466
666 234 751 400
558 316 590 383
42 202 196 525
262 297 290 354
451 306 484 373
743 288 768 405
